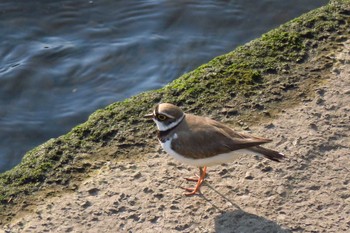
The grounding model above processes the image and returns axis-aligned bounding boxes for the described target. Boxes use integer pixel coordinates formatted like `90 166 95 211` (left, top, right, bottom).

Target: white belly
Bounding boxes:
160 136 256 167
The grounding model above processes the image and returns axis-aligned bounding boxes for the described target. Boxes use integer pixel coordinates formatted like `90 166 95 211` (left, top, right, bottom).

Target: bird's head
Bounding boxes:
144 103 185 131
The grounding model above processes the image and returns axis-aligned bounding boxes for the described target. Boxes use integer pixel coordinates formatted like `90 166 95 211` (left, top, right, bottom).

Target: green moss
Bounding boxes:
1 0 349 222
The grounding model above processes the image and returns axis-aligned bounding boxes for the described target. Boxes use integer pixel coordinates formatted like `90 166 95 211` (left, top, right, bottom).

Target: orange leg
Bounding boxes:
183 166 207 196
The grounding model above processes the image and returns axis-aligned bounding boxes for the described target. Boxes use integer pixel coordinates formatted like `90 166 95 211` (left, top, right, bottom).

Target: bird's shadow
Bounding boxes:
214 209 291 233
200 182 291 233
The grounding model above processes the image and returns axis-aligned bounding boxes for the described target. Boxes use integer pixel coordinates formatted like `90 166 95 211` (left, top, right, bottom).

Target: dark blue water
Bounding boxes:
0 0 328 172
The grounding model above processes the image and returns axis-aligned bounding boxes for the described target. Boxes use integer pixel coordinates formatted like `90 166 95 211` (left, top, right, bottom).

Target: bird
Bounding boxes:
144 103 285 196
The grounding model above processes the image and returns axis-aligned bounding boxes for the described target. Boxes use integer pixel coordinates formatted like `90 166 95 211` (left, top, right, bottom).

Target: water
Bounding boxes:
0 0 328 172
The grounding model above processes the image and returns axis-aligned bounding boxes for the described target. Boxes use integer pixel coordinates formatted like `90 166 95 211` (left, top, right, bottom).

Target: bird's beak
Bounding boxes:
144 113 154 119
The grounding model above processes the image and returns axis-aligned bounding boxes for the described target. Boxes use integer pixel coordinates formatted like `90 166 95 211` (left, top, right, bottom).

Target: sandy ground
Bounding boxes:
2 41 349 233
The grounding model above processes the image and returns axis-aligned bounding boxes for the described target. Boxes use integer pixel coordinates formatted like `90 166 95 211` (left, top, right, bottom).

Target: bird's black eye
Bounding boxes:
157 114 167 121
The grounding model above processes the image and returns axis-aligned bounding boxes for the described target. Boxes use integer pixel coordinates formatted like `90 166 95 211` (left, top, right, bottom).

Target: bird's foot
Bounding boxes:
182 167 207 196
184 176 200 182
182 176 204 196
182 187 201 196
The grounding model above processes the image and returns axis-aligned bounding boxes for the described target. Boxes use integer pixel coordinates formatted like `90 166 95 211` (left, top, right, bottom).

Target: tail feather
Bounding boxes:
249 146 285 162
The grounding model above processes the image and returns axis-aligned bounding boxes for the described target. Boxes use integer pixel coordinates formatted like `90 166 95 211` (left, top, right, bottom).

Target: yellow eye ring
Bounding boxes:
157 114 167 121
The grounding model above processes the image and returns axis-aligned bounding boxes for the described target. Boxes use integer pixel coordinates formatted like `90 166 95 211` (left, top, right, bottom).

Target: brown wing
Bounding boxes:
171 115 271 159
210 120 272 142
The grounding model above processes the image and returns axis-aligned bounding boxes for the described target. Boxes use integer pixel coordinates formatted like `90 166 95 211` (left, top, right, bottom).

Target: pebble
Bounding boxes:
276 186 286 196
80 201 91 209
244 172 254 180
264 123 275 129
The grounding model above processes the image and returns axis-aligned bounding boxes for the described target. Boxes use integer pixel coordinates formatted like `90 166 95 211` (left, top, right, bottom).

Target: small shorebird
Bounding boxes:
145 103 285 196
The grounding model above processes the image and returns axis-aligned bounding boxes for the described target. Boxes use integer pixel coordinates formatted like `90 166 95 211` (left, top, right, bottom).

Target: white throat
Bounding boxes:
154 114 185 131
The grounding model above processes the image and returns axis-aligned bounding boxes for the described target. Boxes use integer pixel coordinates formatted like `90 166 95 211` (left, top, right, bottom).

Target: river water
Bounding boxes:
0 0 328 172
